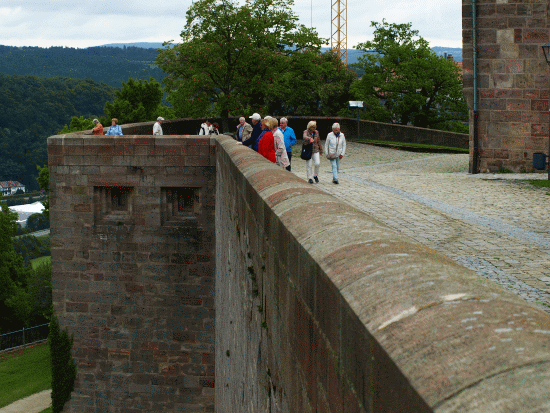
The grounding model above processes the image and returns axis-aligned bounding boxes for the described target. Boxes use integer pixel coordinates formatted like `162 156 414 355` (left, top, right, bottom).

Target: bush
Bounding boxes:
49 315 77 413
3 194 46 208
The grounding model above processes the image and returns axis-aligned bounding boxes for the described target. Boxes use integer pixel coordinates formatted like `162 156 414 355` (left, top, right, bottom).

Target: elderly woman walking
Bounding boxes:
303 121 323 183
271 118 289 168
325 123 346 184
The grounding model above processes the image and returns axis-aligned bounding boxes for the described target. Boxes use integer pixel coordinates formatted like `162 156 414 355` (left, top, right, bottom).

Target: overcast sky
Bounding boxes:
0 0 462 49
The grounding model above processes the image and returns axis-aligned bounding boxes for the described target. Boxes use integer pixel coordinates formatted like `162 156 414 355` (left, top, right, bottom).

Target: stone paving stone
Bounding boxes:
290 141 550 312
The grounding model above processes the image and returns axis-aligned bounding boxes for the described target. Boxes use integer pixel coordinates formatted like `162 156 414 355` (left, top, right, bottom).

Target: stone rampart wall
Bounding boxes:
214 133 550 412
49 134 216 412
95 117 468 149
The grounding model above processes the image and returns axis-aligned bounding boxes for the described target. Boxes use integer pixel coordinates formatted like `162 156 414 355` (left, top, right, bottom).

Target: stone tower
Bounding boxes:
462 0 550 172
49 133 216 412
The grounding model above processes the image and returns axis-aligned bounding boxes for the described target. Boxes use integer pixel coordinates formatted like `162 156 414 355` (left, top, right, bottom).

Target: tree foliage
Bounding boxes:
13 234 50 267
156 0 346 122
352 20 468 130
58 116 96 134
37 165 50 217
104 77 164 124
0 74 116 190
0 45 165 88
265 50 355 116
0 204 32 333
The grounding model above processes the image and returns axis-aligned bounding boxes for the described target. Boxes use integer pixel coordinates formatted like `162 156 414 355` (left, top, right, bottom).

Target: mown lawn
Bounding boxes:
30 255 51 269
0 343 51 408
529 179 550 189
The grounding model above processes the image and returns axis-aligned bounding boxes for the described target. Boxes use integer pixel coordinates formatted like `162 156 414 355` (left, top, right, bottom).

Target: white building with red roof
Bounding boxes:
0 180 26 195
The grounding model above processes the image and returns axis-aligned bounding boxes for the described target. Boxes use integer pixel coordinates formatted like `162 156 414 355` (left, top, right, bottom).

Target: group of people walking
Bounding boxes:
237 114 346 184
91 113 346 184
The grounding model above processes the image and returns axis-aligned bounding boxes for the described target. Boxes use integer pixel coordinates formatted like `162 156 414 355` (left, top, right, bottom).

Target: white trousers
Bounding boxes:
306 152 320 180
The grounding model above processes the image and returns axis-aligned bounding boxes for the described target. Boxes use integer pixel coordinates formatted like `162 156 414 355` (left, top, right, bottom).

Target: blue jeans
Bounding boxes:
330 158 340 181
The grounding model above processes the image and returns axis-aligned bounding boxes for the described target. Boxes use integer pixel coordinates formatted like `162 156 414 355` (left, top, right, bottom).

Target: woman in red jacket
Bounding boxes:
258 117 276 163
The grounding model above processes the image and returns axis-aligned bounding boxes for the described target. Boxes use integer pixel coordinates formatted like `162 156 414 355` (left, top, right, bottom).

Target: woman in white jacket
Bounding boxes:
271 118 290 168
324 123 346 184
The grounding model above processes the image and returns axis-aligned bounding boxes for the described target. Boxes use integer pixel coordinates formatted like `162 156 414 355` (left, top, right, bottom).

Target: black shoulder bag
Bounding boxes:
300 134 313 160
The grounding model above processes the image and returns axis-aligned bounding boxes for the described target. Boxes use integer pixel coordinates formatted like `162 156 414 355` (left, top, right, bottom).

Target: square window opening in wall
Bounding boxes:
161 187 201 226
94 186 134 224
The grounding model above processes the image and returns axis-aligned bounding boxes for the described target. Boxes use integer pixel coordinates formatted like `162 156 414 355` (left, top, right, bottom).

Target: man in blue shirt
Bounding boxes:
105 118 123 135
279 117 297 171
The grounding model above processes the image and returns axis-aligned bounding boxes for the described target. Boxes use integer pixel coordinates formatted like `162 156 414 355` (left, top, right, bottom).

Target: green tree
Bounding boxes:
49 315 76 413
58 116 96 134
265 50 355 116
25 212 50 233
156 0 325 127
103 77 163 124
352 20 468 130
0 204 32 333
37 165 49 217
27 261 52 324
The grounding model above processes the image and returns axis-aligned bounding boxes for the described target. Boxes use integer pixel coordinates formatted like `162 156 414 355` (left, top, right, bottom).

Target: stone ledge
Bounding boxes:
215 133 550 411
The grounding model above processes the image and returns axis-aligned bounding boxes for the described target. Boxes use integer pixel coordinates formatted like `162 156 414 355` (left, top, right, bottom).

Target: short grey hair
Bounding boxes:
280 117 288 123
332 123 340 130
239 117 245 122
93 119 99 124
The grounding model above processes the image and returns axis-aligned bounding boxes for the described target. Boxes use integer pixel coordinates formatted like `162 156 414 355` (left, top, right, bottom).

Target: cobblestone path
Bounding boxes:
289 141 550 312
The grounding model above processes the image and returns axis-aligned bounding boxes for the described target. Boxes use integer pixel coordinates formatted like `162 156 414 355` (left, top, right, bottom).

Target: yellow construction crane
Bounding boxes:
331 0 347 65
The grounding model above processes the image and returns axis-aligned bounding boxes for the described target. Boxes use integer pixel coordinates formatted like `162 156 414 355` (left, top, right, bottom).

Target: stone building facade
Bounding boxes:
49 133 216 412
463 0 550 172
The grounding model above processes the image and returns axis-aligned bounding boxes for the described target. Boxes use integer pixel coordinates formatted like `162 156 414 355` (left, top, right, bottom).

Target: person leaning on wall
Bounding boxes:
199 119 213 135
325 122 346 184
105 118 123 135
211 122 220 135
92 119 103 135
303 120 322 184
239 113 263 151
153 117 164 135
236 117 252 142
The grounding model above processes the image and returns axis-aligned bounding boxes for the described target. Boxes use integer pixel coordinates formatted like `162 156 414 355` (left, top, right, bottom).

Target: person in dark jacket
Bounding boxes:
240 113 262 151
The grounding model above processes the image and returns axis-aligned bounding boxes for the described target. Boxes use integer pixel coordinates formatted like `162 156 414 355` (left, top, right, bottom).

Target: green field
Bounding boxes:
0 343 51 408
30 255 51 269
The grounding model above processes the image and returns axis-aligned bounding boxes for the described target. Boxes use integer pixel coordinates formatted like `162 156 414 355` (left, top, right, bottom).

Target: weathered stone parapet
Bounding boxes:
215 133 550 412
49 134 216 412
463 0 550 172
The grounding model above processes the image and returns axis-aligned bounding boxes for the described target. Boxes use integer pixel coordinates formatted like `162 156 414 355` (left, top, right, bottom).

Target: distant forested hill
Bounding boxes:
0 74 116 190
0 45 165 87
